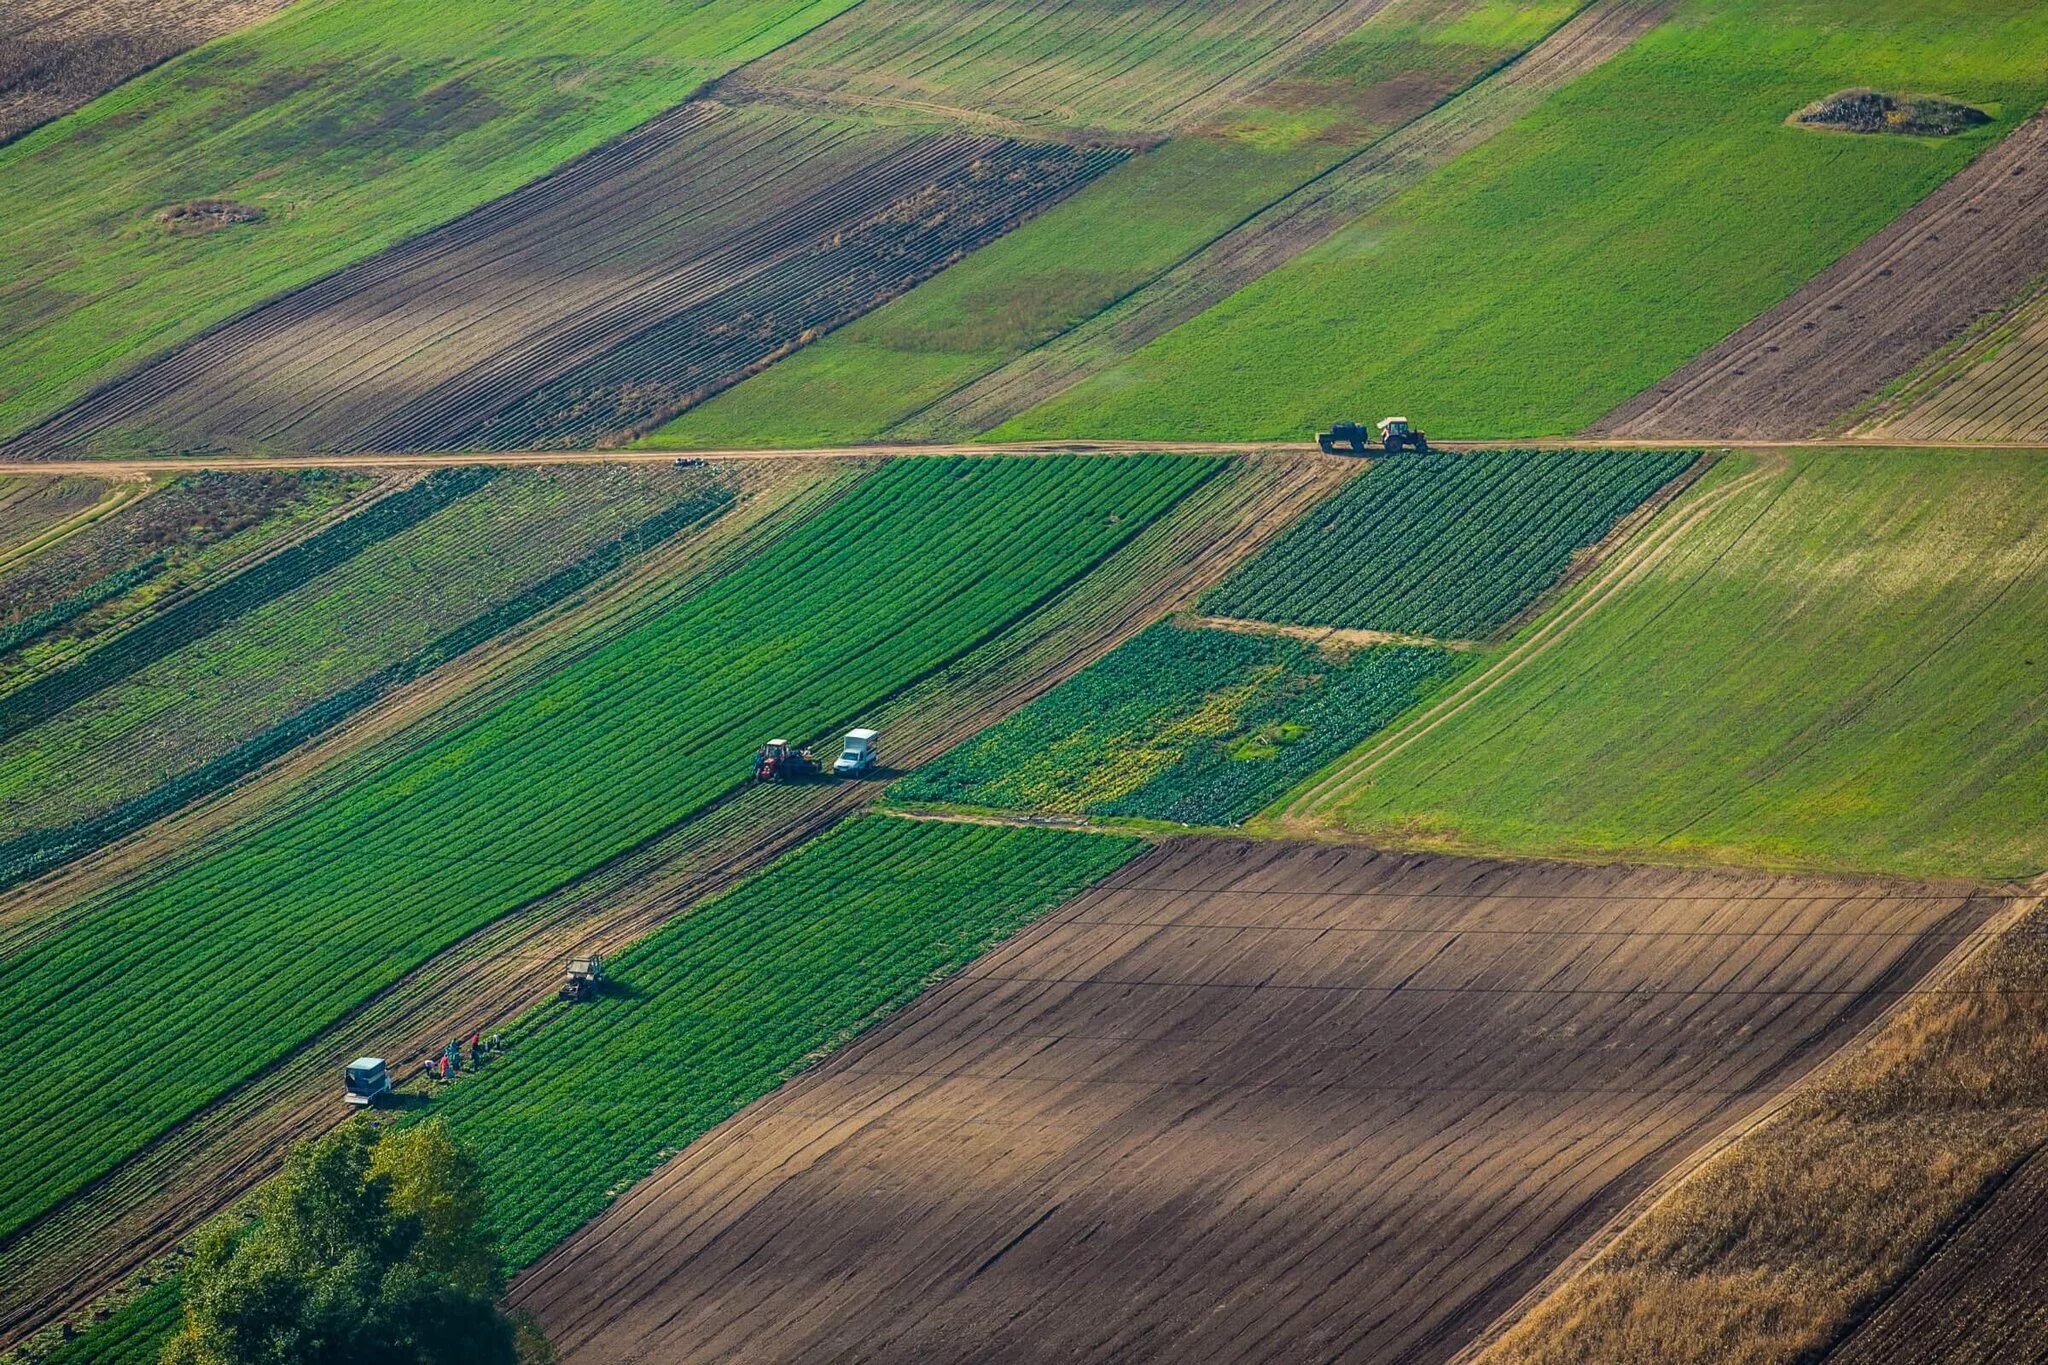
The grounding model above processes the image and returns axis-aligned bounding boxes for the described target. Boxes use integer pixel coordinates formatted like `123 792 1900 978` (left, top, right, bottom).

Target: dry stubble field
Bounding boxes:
510 837 1995 1364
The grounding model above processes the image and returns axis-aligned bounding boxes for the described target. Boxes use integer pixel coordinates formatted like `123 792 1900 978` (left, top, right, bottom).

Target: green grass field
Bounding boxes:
999 0 2048 440
0 455 1212 1246
895 621 1463 826
1290 450 2048 880
0 0 859 440
646 0 1583 450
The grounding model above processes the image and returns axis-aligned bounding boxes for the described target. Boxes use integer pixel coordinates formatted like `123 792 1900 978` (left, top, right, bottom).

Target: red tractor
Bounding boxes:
755 739 819 783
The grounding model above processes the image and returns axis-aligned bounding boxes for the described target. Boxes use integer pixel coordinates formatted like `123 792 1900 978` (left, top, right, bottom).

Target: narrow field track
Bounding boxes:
2 105 1120 458
0 0 290 144
891 0 1676 439
510 838 1996 1364
0 454 1339 1350
1596 109 2048 440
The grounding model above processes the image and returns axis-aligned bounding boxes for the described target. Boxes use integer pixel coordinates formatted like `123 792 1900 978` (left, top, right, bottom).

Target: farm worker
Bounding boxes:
421 1059 435 1086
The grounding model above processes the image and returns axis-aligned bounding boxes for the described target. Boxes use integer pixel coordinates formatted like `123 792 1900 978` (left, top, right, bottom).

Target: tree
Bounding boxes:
163 1119 533 1365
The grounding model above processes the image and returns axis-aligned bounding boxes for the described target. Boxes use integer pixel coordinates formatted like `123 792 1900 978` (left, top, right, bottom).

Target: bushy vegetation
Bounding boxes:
0 0 861 439
0 455 1211 1246
896 622 1463 825
434 815 1141 1266
999 0 2048 440
1204 449 1694 637
1310 450 2048 879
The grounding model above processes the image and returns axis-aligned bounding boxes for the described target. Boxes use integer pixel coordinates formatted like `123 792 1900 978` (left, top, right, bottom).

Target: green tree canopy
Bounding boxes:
164 1119 534 1365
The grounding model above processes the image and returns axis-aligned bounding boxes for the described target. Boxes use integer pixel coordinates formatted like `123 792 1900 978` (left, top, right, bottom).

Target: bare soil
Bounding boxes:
1594 108 2048 440
509 838 1992 1365
0 0 291 146
3 104 1121 458
0 455 1339 1350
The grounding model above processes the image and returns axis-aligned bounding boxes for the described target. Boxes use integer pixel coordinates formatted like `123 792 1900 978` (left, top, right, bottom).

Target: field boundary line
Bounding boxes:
1448 884 2041 1365
1271 453 1786 823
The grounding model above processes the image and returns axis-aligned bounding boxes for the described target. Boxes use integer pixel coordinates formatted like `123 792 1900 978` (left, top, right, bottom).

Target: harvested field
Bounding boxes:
0 474 111 555
0 454 1339 1351
1597 108 2048 440
511 838 1993 1365
4 105 1121 457
0 0 290 146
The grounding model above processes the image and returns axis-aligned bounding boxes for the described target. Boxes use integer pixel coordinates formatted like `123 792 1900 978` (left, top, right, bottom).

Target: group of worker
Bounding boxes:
421 1031 502 1085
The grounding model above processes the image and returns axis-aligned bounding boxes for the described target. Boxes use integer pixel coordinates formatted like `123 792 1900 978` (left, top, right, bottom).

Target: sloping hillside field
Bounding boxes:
509 838 1992 1363
0 455 1212 1249
1290 450 2048 879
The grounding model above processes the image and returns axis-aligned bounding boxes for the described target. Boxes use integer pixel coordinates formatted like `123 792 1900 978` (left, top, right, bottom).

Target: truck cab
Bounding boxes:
343 1056 391 1107
834 728 880 777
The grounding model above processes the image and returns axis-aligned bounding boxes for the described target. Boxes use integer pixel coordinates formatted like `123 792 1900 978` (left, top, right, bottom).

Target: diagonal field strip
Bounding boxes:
1596 108 2048 440
887 0 1676 440
506 839 2001 1364
1858 271 2048 445
2 104 1124 457
0 453 1342 1350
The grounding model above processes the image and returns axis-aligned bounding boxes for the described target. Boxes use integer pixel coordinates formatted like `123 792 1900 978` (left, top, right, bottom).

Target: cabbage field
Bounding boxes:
895 621 1463 826
1203 449 1695 637
0 454 1213 1246
431 814 1142 1267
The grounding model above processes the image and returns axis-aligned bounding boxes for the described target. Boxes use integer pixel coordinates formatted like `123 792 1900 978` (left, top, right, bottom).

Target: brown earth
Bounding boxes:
890 0 1677 439
509 837 1995 1365
0 0 291 146
2 104 1123 458
1858 278 2048 445
1594 108 2048 440
0 454 1341 1350
1826 1143 2048 1364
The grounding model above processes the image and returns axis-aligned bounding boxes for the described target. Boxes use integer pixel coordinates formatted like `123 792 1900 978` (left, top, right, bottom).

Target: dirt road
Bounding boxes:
511 838 1992 1365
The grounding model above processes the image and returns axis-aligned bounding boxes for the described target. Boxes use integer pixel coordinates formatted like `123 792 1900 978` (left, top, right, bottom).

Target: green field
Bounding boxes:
999 0 2048 440
433 815 1141 1266
1204 449 1695 637
0 454 1212 1244
1293 450 2048 880
647 0 1584 450
896 621 1463 826
0 0 859 440
0 467 730 890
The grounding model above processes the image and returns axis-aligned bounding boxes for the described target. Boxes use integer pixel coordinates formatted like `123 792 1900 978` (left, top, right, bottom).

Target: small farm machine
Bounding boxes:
755 739 820 782
1317 416 1430 455
562 954 607 1003
342 1056 392 1107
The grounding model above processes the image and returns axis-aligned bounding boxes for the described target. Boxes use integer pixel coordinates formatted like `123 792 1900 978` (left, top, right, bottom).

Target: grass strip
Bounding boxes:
0 557 165 662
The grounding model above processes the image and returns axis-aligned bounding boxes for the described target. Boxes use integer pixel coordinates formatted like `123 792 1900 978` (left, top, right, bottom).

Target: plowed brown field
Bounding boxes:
4 105 1120 458
511 838 1991 1365
0 0 289 144
1595 109 2048 440
1826 1143 2048 1364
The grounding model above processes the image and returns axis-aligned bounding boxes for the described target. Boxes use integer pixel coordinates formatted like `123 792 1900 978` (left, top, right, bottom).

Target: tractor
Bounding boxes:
1316 416 1430 455
755 738 819 783
562 955 607 1003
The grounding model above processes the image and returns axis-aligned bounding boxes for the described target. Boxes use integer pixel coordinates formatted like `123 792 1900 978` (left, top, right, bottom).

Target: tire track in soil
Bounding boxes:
887 0 1677 440
0 454 1339 1351
1596 109 2048 441
507 839 1998 1365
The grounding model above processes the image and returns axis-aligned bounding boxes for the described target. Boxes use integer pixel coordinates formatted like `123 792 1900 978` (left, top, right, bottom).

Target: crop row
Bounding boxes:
0 454 1213 1244
897 621 1462 825
1203 449 1695 638
427 814 1141 1267
0 484 735 894
0 468 494 740
0 467 701 848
